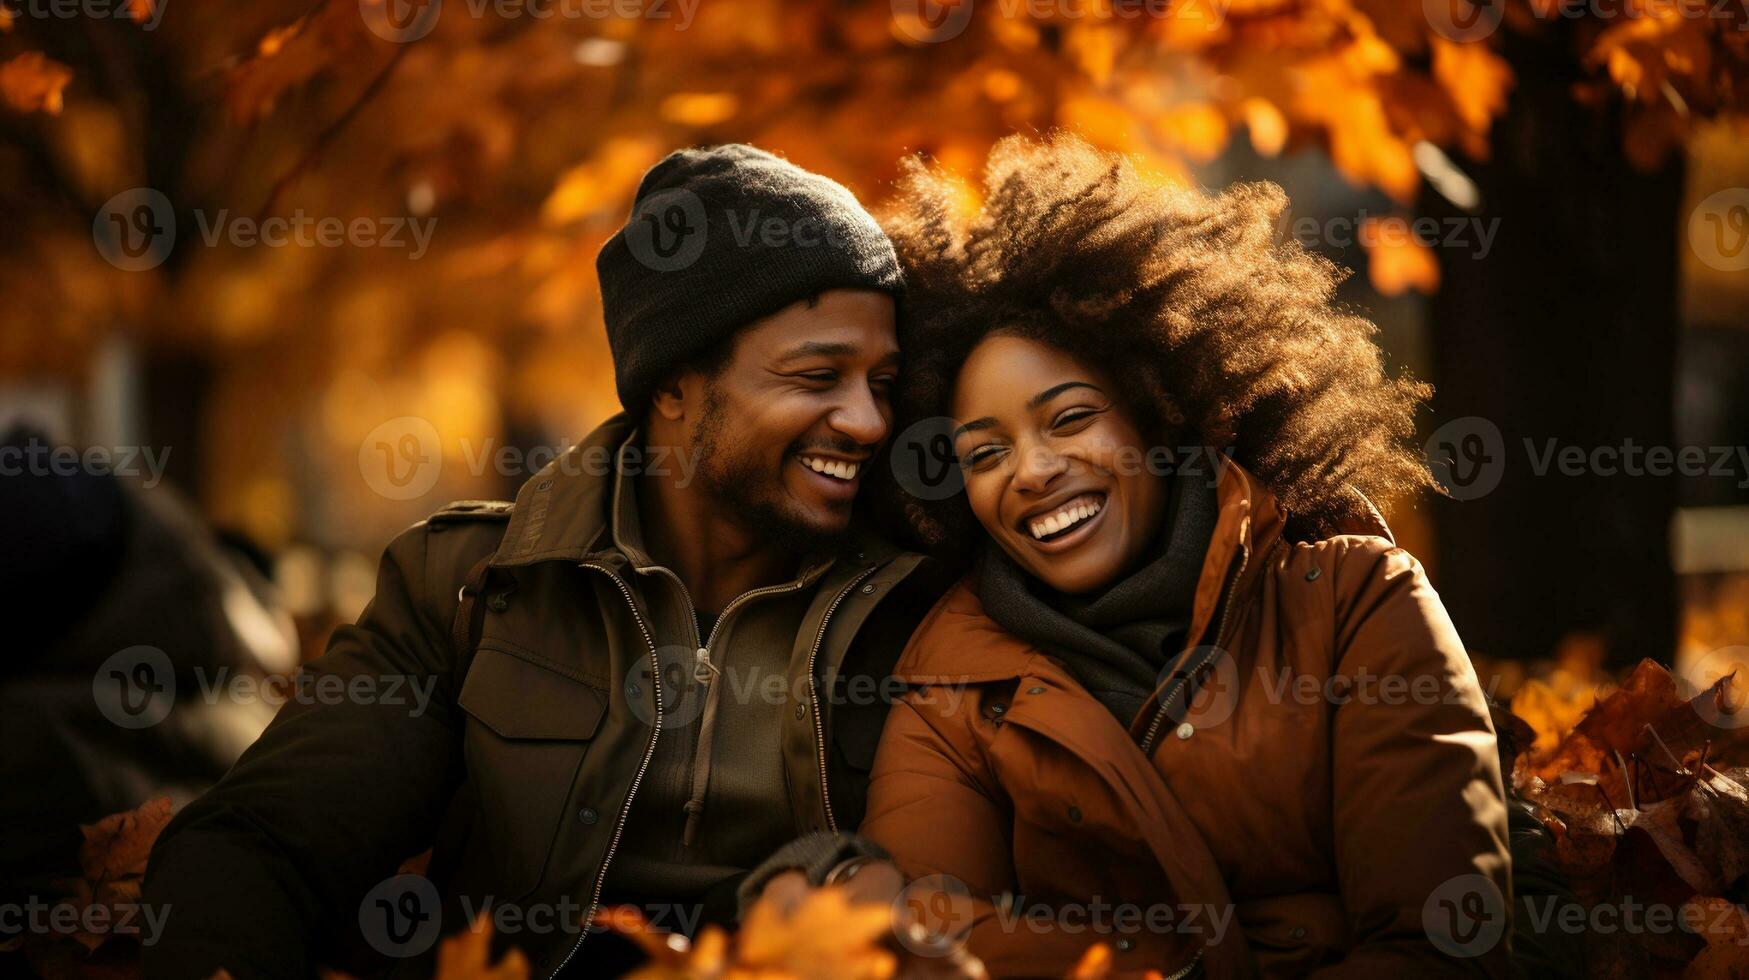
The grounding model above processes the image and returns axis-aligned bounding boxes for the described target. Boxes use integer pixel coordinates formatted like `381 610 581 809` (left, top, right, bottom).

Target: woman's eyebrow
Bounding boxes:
951 417 997 440
1027 381 1100 410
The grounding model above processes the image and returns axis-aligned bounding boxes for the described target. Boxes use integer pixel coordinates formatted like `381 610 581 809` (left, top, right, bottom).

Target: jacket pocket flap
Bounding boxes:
459 646 606 740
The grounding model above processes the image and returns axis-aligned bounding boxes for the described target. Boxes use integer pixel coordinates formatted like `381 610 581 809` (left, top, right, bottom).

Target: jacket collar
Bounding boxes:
492 414 632 566
892 456 1385 683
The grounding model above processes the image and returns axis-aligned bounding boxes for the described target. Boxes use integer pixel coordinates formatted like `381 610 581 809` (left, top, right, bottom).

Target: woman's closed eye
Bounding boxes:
960 443 1006 470
1052 406 1101 431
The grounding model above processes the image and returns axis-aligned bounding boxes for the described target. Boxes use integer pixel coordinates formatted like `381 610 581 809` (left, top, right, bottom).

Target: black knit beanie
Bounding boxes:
596 144 904 412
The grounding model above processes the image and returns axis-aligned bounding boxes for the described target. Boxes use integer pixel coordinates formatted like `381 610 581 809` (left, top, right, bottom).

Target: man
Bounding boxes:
143 145 945 979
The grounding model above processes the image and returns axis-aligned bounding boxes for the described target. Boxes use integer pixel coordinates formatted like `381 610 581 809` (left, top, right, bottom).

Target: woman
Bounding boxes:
860 135 1510 978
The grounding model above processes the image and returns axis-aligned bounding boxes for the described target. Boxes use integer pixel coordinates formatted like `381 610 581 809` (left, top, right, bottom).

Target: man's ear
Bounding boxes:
650 372 689 422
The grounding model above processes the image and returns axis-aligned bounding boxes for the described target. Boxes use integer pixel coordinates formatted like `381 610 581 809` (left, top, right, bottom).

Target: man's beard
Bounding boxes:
689 384 854 559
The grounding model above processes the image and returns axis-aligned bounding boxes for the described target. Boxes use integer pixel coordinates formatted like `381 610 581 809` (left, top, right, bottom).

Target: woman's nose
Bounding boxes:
1011 441 1069 494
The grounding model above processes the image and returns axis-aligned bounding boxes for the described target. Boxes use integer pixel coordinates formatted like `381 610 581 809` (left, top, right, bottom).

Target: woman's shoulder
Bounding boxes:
891 572 1044 684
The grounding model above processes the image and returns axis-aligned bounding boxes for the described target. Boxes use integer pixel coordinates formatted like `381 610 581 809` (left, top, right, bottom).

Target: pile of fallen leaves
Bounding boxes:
1505 657 1749 978
0 797 174 979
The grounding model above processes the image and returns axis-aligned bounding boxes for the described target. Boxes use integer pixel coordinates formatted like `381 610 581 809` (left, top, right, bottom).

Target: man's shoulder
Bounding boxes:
379 500 516 603
409 499 515 557
424 499 515 524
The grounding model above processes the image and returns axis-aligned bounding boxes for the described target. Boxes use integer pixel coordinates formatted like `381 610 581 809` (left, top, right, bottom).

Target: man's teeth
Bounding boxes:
1029 497 1103 539
799 455 859 480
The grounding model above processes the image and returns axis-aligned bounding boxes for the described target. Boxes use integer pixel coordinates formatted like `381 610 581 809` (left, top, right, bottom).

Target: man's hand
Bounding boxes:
756 857 905 914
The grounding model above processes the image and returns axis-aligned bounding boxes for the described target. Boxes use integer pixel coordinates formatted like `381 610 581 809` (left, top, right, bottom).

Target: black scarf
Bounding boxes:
977 468 1218 725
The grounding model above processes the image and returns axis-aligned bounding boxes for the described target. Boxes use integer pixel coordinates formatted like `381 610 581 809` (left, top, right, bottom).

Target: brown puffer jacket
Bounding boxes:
862 460 1510 979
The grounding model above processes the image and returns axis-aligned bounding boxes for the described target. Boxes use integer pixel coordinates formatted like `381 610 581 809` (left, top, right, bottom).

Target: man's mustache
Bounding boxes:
790 437 878 459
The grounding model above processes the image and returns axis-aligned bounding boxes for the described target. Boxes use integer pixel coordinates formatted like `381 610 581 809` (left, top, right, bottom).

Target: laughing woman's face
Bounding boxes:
950 333 1168 595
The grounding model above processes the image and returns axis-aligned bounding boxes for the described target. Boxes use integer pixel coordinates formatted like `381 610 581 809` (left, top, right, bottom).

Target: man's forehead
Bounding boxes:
740 313 899 362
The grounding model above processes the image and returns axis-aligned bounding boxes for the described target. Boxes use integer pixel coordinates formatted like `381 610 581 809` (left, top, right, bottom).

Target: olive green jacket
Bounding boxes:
143 415 940 979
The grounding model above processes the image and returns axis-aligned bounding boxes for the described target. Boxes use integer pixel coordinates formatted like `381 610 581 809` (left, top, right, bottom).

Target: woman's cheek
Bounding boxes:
963 473 1006 540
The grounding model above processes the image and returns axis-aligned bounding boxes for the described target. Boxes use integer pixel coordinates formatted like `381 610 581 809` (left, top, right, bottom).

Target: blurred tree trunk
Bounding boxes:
1424 28 1683 668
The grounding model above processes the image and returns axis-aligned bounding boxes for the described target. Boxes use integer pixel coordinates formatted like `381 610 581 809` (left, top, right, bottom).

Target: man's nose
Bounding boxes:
828 380 889 447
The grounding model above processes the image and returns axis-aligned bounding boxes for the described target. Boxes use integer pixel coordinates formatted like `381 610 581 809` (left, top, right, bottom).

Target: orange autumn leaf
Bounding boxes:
1 51 73 115
542 137 666 226
1240 97 1288 157
1064 22 1121 86
1153 102 1228 161
736 885 896 979
1430 37 1512 147
1361 216 1438 295
659 92 740 126
79 796 173 885
611 885 916 980
434 921 530 980
1512 675 1598 758
1066 942 1113 979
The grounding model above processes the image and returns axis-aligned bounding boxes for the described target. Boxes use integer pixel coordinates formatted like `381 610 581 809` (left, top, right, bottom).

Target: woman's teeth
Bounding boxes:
799 455 859 481
1029 495 1103 539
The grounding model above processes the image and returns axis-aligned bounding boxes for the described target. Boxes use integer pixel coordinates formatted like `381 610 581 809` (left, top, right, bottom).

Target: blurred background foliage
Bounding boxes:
2 0 1748 675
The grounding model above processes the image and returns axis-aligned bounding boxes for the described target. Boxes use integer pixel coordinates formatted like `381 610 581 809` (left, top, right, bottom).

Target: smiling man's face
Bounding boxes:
684 289 899 551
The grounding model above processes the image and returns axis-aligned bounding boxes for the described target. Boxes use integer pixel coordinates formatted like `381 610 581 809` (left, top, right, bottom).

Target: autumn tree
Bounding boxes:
2 0 1745 660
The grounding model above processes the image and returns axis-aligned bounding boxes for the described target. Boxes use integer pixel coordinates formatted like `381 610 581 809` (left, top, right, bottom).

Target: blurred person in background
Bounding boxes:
0 421 296 911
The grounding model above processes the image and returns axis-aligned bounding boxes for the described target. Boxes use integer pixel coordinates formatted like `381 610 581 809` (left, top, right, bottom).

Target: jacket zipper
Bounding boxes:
1160 949 1203 980
644 565 804 683
1140 519 1251 755
551 562 664 979
650 566 809 846
805 564 878 832
1136 520 1250 980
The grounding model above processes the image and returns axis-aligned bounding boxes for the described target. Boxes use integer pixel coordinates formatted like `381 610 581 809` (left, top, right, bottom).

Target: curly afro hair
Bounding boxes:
879 132 1438 551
